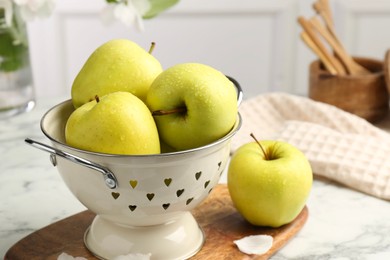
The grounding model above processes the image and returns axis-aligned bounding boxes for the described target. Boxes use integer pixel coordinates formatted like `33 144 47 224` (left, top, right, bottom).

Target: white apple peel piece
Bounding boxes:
233 235 273 255
57 252 87 260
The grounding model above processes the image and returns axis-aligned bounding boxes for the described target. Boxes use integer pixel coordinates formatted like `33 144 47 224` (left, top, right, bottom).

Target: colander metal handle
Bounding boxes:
25 138 118 189
226 75 244 107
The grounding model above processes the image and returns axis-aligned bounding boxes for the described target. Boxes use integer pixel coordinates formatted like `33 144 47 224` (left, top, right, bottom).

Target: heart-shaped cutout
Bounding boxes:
162 203 170 210
129 205 137 211
218 161 222 169
176 189 184 197
204 180 210 189
164 178 172 187
111 192 120 199
129 180 138 189
146 193 155 201
195 171 202 180
186 198 194 205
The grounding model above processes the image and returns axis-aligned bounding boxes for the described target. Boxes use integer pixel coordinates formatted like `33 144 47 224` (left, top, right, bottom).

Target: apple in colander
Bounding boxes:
65 91 160 155
146 63 238 151
228 134 313 228
71 39 163 108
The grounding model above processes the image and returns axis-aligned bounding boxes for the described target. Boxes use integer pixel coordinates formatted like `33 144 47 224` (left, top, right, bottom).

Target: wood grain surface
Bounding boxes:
5 184 308 260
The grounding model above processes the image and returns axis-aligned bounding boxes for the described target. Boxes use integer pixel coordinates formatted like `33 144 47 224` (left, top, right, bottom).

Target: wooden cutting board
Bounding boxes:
5 184 308 260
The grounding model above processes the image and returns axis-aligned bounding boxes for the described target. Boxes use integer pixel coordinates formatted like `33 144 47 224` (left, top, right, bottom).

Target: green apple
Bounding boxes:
71 39 163 108
146 63 238 151
228 136 312 227
65 91 160 155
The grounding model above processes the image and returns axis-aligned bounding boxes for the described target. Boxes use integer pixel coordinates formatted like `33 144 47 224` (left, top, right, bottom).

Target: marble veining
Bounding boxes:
1 98 390 259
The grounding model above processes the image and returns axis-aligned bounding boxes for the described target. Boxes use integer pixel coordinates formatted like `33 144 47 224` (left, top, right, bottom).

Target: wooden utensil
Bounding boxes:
300 31 337 75
309 17 371 75
298 16 346 75
313 0 338 42
312 0 370 75
383 49 390 93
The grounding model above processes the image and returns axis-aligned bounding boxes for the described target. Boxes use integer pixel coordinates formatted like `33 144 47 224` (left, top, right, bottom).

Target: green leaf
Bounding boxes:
143 0 180 19
0 57 24 71
0 31 28 72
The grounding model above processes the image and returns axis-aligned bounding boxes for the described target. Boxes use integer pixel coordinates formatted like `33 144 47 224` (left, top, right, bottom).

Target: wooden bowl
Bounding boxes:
309 57 389 123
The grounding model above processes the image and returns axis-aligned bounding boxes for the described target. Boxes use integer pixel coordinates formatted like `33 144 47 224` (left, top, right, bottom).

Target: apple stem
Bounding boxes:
250 133 269 160
148 42 156 54
152 107 187 116
95 95 100 103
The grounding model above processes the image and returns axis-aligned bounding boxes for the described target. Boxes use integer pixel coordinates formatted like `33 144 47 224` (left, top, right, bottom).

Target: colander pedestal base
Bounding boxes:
84 211 205 260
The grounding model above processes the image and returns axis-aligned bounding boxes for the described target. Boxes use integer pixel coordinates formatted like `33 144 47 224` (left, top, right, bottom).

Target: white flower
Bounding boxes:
13 0 56 21
101 0 151 31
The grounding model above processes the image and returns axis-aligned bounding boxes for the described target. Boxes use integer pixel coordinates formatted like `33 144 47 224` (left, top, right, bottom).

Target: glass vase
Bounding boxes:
0 3 34 119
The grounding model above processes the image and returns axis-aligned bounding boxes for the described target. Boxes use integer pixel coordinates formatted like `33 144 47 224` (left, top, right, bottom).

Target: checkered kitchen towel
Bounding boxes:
232 92 390 200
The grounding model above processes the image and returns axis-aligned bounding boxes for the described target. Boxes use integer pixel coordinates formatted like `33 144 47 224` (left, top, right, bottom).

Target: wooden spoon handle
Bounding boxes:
311 0 371 75
319 0 334 27
313 0 343 49
300 32 337 75
309 17 350 72
298 16 346 75
310 17 371 75
384 49 390 91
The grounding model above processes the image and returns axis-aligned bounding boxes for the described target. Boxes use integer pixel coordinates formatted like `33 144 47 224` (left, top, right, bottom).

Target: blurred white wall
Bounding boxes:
27 0 390 100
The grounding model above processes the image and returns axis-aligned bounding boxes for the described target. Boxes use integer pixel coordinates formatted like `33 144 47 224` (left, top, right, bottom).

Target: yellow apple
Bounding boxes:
228 138 312 227
65 91 160 155
146 63 238 151
71 39 163 108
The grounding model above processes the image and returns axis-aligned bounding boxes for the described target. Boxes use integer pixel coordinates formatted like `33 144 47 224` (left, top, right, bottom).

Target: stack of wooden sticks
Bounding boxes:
298 0 371 75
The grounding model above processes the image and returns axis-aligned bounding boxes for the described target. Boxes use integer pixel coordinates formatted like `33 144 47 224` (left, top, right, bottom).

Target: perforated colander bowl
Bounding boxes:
26 98 241 260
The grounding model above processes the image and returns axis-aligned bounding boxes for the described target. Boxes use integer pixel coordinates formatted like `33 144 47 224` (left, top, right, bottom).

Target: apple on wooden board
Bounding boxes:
71 39 163 108
228 134 312 228
65 91 160 155
146 63 238 151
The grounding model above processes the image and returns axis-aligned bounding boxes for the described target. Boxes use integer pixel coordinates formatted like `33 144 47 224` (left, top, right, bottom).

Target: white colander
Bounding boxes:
26 89 242 259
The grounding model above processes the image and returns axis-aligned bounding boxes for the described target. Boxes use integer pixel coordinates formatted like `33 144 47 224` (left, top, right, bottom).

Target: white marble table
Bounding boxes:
1 97 390 259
